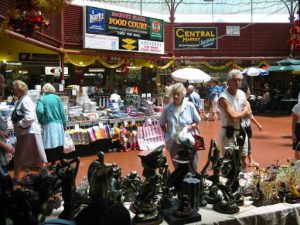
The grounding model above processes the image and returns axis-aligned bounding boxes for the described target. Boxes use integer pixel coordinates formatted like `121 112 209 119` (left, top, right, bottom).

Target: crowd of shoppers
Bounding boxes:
159 72 268 172
0 79 68 180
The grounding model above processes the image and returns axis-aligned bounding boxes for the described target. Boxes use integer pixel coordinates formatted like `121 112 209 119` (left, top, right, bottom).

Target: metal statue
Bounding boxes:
130 145 166 224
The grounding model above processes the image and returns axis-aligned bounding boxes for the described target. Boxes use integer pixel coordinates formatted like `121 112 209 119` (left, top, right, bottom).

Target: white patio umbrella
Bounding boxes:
171 68 211 83
241 67 269 76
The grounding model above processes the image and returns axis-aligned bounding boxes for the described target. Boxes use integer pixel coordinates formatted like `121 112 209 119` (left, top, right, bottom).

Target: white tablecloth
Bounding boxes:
158 202 300 225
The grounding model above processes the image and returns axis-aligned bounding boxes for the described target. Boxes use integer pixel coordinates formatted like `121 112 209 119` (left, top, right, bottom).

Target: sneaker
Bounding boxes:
249 162 259 167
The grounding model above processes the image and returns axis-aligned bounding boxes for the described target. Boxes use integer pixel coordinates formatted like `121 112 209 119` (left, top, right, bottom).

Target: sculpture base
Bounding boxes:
213 201 239 214
160 207 201 225
132 215 163 225
286 194 300 204
252 197 281 207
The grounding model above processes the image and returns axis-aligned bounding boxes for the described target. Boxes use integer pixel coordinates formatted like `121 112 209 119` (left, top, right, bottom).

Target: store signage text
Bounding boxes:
174 27 217 49
45 67 69 76
84 6 164 54
19 53 59 62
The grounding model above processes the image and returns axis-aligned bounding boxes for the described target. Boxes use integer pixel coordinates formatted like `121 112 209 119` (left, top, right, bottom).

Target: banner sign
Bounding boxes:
84 6 164 54
19 53 59 62
174 27 217 49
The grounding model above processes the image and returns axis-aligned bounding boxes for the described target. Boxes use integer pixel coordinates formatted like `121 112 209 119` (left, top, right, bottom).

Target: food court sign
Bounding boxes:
174 27 217 49
84 6 164 54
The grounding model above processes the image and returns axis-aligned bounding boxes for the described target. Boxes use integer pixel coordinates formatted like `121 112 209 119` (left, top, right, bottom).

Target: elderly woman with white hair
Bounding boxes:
159 82 201 170
11 80 47 180
36 83 67 165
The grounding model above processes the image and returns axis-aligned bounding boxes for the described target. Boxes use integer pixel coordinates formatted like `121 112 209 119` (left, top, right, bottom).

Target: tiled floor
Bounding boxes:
73 113 293 186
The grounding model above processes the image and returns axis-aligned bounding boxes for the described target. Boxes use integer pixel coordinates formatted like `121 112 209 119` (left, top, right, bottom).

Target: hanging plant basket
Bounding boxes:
3 0 70 37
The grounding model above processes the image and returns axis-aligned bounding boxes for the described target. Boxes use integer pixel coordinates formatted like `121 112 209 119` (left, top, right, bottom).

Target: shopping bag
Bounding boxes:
64 132 75 153
137 120 165 151
194 135 205 151
137 126 148 151
192 127 205 151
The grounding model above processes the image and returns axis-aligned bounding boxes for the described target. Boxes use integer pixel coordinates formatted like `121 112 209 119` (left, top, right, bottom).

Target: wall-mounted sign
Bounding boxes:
45 67 69 76
19 53 59 62
174 27 217 49
83 6 164 54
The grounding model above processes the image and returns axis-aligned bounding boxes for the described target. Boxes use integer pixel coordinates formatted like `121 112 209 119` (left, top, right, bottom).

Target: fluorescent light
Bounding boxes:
89 68 105 72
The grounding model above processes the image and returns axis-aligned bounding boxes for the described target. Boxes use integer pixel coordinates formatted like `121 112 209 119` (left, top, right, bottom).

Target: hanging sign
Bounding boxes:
84 6 164 54
174 27 217 49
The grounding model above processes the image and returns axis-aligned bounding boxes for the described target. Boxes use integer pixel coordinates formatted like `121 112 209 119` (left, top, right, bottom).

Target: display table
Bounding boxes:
156 202 300 225
65 114 161 156
50 200 300 225
280 98 298 113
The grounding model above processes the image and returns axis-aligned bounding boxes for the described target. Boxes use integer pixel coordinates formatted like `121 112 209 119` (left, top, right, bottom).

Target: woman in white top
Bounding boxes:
11 80 47 180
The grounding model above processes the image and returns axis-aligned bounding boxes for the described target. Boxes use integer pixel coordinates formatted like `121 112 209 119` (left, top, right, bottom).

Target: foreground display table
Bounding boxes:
50 201 300 225
157 202 300 225
280 98 298 113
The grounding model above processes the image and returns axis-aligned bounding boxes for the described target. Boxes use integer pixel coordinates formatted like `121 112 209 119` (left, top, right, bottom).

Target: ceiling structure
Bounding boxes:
71 0 299 23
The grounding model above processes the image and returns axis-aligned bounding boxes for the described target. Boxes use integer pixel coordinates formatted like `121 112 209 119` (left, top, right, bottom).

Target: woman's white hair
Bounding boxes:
227 69 243 81
42 83 56 93
171 82 187 96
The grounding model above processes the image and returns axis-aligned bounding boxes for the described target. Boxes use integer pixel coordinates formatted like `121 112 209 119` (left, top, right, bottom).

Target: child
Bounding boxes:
241 85 263 167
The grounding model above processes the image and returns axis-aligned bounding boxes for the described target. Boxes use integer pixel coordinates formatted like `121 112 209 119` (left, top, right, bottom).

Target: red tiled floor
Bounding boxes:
74 114 294 185
9 114 293 186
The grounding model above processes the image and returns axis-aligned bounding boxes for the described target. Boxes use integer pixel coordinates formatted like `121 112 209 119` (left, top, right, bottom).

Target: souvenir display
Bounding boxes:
87 151 122 202
0 158 79 224
56 158 80 220
130 145 166 224
160 136 202 225
120 171 142 202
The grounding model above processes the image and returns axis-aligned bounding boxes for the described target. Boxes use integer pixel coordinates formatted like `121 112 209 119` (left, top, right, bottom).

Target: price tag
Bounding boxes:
74 124 80 131
98 122 104 128
132 120 135 125
59 84 64 92
124 120 128 126
72 88 77 96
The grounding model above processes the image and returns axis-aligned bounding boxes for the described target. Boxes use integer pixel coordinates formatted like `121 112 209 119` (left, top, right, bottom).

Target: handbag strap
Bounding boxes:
191 125 200 136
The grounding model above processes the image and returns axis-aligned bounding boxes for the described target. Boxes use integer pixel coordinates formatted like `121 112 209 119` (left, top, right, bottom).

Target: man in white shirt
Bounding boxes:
110 90 121 102
218 69 251 171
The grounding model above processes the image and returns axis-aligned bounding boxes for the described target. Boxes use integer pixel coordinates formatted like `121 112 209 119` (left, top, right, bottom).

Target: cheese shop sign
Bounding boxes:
174 27 217 49
84 6 164 54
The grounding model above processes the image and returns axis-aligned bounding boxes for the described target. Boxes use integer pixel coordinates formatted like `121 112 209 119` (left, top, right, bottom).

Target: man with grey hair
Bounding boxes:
218 69 251 171
187 84 202 114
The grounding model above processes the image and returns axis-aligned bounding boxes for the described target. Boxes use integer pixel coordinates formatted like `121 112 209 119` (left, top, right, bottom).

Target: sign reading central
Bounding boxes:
174 27 217 49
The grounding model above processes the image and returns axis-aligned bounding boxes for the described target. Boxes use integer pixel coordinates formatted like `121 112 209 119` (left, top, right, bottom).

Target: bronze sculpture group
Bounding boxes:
2 130 300 225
